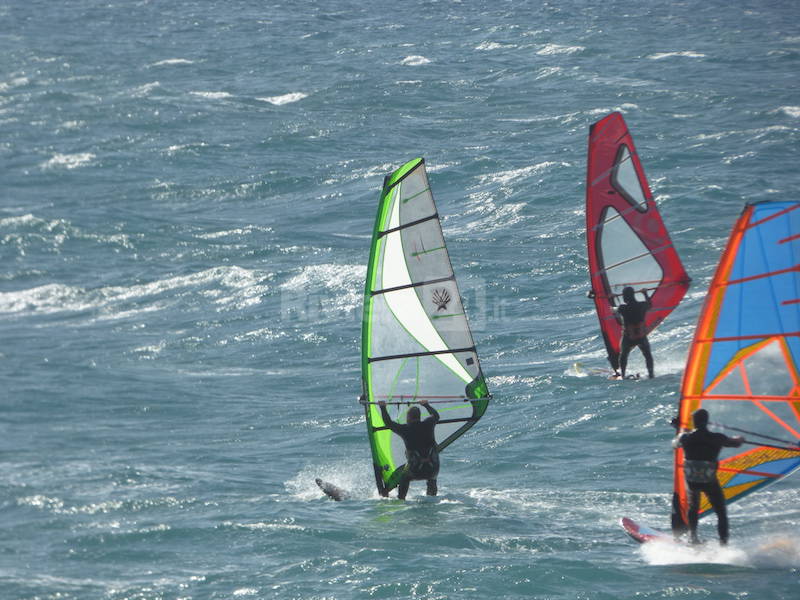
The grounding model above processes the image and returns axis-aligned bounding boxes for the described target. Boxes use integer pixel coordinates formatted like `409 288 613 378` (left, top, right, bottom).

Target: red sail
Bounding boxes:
585 112 690 371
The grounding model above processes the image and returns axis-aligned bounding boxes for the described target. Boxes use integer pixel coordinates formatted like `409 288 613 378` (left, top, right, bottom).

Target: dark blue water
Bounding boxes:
2 1 799 598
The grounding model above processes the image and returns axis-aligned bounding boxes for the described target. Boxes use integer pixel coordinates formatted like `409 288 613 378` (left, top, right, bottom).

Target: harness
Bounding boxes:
684 459 717 484
624 322 647 341
405 447 440 480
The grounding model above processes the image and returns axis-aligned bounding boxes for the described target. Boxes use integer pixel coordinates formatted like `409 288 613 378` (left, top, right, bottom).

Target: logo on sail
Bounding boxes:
432 288 451 311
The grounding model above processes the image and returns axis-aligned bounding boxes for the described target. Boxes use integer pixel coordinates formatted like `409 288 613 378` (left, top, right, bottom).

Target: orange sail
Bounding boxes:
672 201 800 531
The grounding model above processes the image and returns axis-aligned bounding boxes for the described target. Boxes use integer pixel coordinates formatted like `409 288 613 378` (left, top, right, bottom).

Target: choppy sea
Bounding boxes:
2 1 800 598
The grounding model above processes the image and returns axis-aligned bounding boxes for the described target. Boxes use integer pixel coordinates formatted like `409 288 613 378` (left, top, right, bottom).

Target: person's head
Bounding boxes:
692 408 709 429
622 286 635 304
406 406 421 424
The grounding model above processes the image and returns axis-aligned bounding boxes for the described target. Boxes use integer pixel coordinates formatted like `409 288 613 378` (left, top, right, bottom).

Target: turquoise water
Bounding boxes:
2 1 799 598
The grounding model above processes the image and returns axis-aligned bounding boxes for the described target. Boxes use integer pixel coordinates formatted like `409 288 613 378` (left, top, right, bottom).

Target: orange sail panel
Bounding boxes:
586 112 690 371
672 201 800 529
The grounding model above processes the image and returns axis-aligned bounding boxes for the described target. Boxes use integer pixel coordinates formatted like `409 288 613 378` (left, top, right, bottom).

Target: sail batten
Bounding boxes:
585 112 690 371
361 158 490 496
672 200 800 529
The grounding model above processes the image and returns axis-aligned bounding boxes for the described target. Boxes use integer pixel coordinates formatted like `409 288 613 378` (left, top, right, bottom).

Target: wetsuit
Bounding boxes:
616 295 654 378
674 426 743 544
380 403 440 499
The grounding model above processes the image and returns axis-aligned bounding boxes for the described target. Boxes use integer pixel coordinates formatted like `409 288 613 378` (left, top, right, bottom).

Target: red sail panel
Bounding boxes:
585 112 691 370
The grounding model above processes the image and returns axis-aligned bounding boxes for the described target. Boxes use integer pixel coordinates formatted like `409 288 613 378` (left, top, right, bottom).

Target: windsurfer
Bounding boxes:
616 286 654 378
378 399 440 499
672 409 744 545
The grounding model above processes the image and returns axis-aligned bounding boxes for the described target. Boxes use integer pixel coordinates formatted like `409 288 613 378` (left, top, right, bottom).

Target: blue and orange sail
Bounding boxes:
672 201 800 530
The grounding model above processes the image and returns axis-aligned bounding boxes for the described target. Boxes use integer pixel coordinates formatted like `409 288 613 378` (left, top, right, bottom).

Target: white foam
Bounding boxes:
257 92 308 105
0 213 40 227
164 142 208 156
190 91 232 100
0 283 93 314
279 263 365 317
57 120 85 131
131 82 160 97
400 55 431 66
777 106 800 118
196 225 272 239
0 76 29 92
476 41 513 51
149 58 194 67
723 151 757 165
18 494 125 515
476 161 568 186
40 152 95 170
286 459 379 502
536 44 584 56
648 51 706 60
0 266 271 317
535 66 563 79
223 520 304 532
640 535 800 568
587 103 639 117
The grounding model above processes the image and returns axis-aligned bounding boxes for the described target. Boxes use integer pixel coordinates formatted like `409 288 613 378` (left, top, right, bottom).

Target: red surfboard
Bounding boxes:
620 516 674 544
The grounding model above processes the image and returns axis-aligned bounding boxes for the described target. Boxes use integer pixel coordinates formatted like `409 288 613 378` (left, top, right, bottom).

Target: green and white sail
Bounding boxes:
361 158 491 496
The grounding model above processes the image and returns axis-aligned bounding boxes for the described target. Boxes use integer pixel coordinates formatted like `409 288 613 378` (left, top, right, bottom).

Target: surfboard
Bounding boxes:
571 362 639 380
620 516 675 544
315 478 350 501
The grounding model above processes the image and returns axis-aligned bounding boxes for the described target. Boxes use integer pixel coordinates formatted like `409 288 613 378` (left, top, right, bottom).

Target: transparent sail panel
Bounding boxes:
598 206 663 305
612 145 647 211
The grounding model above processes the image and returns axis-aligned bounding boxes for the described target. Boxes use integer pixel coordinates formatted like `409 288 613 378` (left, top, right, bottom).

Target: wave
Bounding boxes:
536 44 584 56
190 91 233 100
257 92 308 105
475 42 514 51
0 266 272 317
400 55 431 66
40 152 95 170
279 263 365 319
476 161 569 186
0 75 29 92
195 225 273 240
777 106 800 118
130 81 161 97
648 51 706 60
640 535 800 568
163 142 209 156
56 120 86 131
286 459 378 502
0 213 42 228
148 58 194 67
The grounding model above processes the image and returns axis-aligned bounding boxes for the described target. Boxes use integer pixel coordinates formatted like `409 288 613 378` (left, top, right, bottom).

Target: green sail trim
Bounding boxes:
360 158 491 497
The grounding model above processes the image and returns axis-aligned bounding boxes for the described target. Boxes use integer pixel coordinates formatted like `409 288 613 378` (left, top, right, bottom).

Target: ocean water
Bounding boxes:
2 1 800 598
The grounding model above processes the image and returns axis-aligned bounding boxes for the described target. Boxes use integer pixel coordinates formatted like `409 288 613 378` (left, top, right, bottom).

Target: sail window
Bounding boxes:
598 206 663 305
611 145 648 212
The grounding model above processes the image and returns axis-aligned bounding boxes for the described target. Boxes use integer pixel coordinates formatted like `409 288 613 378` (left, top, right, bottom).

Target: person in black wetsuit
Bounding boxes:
616 286 654 379
672 409 744 545
378 399 440 500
